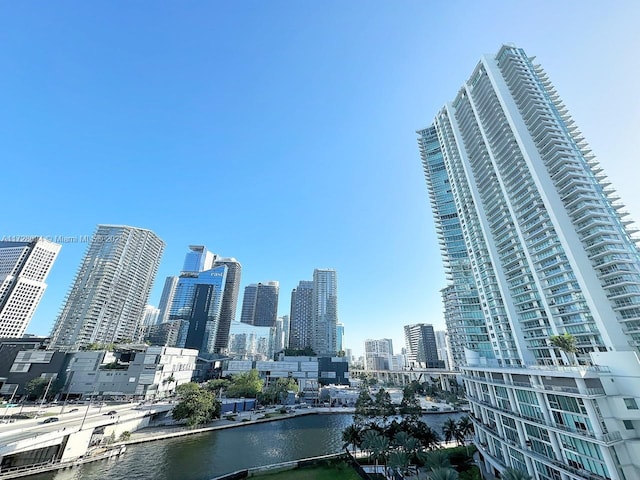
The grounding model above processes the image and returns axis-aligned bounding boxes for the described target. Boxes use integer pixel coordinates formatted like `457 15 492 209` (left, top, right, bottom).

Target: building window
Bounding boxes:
624 398 638 410
623 420 634 430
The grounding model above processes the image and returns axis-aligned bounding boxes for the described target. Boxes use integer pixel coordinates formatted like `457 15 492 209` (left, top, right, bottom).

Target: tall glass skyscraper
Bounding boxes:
0 237 61 338
418 45 640 479
240 281 279 327
312 269 338 356
50 225 164 350
212 257 241 353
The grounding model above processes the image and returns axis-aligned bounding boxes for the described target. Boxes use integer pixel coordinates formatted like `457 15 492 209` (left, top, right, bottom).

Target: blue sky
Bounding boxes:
2 2 639 357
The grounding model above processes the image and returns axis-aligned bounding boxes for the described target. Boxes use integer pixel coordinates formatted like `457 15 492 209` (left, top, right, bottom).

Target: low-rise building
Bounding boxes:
66 345 197 400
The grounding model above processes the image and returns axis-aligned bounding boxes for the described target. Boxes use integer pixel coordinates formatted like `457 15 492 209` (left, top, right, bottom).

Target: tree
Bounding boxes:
428 467 459 480
442 417 459 445
342 424 362 454
260 377 298 405
417 450 451 470
172 382 220 427
354 385 374 426
399 385 422 418
361 429 389 475
25 377 61 401
549 333 577 365
373 388 395 423
225 369 264 398
205 379 231 396
457 416 474 446
501 468 533 480
388 451 411 478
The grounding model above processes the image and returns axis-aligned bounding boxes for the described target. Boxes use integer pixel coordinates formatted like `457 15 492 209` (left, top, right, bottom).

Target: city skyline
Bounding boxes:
3 2 640 356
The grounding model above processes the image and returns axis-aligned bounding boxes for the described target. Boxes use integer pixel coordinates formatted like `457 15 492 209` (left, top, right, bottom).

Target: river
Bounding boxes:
29 412 463 480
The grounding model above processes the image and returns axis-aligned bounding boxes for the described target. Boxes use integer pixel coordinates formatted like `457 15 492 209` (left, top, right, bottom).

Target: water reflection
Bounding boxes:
30 412 462 480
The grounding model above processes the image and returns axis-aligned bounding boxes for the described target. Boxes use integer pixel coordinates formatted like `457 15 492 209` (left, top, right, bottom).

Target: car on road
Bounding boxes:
42 417 59 424
104 410 118 416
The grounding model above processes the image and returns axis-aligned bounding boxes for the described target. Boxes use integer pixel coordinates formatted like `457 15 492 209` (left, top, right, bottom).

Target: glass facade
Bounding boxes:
419 45 640 479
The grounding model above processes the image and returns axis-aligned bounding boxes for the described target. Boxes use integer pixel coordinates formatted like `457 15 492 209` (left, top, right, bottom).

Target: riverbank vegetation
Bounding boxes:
343 383 480 479
254 460 360 480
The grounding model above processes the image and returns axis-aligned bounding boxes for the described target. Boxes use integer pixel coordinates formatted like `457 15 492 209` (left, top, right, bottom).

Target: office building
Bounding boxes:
50 225 164 350
141 305 160 326
364 338 393 371
181 245 215 274
240 281 279 327
404 323 442 369
0 238 61 338
418 44 640 479
227 321 273 360
212 257 241 353
434 330 452 370
289 280 314 349
170 265 227 354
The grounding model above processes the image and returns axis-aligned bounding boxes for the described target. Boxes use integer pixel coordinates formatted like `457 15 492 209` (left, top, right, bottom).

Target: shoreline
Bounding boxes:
115 407 464 447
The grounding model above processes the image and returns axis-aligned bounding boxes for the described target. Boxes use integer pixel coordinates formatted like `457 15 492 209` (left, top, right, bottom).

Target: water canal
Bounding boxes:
29 412 463 480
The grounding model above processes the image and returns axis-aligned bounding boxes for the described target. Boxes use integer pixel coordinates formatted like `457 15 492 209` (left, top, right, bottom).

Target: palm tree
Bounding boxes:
549 333 577 365
388 450 411 478
342 424 361 455
457 416 473 442
442 417 458 445
501 467 533 480
427 467 459 480
362 430 390 475
417 450 451 470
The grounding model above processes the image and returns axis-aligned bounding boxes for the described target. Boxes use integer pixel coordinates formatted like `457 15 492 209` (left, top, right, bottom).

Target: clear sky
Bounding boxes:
2 1 639 358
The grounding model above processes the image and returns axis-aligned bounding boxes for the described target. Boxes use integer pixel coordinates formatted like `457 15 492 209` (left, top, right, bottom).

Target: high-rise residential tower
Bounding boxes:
364 338 393 371
418 44 640 479
212 257 241 353
240 281 279 327
50 225 164 350
403 324 442 369
289 270 339 355
0 237 61 338
157 276 179 324
289 280 314 349
312 269 338 356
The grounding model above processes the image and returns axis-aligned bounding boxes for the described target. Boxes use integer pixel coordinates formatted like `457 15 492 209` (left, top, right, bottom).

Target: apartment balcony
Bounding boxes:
467 394 622 445
461 374 606 398
473 416 611 480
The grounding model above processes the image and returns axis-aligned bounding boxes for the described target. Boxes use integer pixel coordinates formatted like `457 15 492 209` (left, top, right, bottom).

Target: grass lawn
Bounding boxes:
254 463 361 480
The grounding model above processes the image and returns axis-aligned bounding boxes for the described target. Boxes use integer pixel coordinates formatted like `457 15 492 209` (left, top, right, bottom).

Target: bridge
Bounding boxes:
0 403 172 474
349 368 460 390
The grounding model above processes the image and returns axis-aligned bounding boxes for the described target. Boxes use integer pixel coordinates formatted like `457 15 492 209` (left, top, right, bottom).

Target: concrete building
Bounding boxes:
66 345 197 400
0 238 61 338
418 44 640 479
157 276 179 324
364 338 393 371
434 330 452 370
240 281 279 327
50 225 164 350
404 324 443 368
289 280 314 349
212 257 242 354
312 269 338 356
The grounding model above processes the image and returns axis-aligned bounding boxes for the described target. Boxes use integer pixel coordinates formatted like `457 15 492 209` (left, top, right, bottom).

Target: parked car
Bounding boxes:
42 417 59 424
69 408 79 412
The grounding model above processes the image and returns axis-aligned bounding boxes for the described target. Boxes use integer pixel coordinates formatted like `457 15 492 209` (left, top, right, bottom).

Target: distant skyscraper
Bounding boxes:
182 245 215 274
434 330 451 370
364 338 393 371
50 225 164 350
142 305 160 326
157 276 179 324
289 280 314 349
0 237 61 338
311 269 338 355
169 247 228 354
336 322 345 353
418 44 640 479
212 257 241 353
403 324 442 368
240 281 279 327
